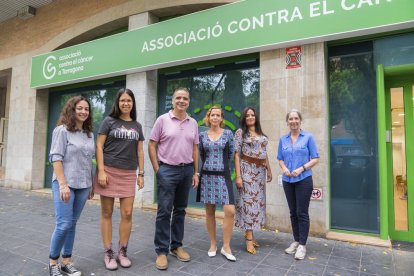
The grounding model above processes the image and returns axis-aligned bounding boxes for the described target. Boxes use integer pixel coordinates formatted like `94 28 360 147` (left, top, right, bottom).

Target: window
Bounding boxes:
329 42 379 233
45 79 126 188
158 59 260 207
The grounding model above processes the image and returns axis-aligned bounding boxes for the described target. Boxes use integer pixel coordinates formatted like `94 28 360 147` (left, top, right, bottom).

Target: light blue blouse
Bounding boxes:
49 125 95 189
277 129 319 183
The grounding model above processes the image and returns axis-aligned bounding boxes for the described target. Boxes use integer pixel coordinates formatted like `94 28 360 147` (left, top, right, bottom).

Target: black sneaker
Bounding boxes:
60 263 81 276
49 264 63 276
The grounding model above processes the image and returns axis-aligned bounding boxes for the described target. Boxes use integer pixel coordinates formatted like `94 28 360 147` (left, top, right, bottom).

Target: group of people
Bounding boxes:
47 87 319 276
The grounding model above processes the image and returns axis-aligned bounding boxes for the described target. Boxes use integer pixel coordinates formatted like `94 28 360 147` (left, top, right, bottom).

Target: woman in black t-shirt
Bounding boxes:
94 88 145 270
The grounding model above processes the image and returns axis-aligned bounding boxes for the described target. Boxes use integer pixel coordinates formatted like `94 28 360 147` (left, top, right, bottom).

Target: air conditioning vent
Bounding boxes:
17 6 36 20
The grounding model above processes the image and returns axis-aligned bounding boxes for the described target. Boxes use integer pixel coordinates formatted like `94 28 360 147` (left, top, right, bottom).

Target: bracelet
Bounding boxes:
302 165 307 171
236 176 241 179
194 173 200 177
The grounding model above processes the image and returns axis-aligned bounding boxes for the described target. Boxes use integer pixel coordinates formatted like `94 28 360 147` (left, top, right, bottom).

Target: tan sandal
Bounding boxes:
245 238 256 254
244 232 259 247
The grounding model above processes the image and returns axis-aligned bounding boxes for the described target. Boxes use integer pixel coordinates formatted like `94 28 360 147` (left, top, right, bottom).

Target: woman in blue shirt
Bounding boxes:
277 109 319 260
48 96 95 276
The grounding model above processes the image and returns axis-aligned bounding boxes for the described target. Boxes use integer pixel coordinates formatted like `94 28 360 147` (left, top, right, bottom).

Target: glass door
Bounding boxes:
386 81 414 241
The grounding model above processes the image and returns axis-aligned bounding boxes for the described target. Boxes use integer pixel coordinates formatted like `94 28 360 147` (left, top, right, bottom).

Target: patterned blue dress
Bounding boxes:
197 129 234 205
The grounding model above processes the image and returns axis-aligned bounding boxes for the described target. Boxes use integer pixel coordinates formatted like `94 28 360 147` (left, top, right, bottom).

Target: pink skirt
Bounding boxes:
93 165 137 198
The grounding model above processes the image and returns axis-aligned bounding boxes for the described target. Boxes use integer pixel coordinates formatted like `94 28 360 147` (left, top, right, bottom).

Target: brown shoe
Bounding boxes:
170 247 191 262
155 254 168 270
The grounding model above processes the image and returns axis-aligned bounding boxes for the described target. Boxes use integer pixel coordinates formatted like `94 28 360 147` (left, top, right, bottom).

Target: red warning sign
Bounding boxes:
311 188 323 201
286 46 302 69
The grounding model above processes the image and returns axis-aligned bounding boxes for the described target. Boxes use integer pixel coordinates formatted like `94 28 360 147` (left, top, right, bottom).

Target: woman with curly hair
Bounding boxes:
48 96 95 276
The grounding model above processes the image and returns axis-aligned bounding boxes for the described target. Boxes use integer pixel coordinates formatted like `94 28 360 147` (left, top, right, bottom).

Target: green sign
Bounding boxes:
31 0 414 88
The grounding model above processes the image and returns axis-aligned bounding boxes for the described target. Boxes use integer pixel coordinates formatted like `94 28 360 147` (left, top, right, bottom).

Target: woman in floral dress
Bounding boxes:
197 106 236 261
234 107 272 254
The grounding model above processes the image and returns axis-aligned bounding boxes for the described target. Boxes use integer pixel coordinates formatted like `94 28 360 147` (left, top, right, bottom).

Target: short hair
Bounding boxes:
203 106 225 128
285 109 303 122
57 96 93 137
172 87 190 99
109 88 137 121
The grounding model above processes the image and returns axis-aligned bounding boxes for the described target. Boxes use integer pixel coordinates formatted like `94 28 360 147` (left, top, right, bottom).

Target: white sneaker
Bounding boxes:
294 245 306 260
285 241 299 255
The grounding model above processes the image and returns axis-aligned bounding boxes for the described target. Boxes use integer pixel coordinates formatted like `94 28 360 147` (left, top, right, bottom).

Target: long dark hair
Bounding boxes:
57 96 93 137
239 106 266 139
109 88 137 121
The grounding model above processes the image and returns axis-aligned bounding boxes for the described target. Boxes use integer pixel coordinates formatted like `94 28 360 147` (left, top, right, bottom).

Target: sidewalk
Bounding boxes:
0 187 412 276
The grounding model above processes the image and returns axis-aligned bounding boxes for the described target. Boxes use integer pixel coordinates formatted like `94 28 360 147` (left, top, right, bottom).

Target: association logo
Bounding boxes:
43 55 57 80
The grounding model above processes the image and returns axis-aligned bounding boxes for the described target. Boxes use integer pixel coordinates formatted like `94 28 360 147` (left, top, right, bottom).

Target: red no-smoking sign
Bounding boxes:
311 188 323 201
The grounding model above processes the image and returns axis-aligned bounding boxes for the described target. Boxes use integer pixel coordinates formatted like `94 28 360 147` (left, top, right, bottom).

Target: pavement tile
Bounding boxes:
300 251 330 265
220 259 258 273
326 255 361 272
0 257 46 276
360 262 395 276
361 246 394 266
10 241 49 263
208 267 247 276
331 245 362 261
324 266 360 276
306 240 335 256
178 260 219 276
291 260 326 275
393 259 414 276
252 264 289 276
0 269 14 276
287 272 315 276
260 252 295 270
232 248 269 263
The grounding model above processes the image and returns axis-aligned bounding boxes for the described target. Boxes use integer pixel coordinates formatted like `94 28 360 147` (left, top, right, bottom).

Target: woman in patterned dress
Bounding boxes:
197 106 236 261
234 107 272 254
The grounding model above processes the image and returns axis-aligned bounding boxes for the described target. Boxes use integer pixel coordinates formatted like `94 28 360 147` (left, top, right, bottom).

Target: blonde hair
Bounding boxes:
203 106 225 128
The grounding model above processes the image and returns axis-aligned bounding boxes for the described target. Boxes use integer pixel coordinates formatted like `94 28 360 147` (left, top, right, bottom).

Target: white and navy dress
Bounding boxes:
197 129 234 205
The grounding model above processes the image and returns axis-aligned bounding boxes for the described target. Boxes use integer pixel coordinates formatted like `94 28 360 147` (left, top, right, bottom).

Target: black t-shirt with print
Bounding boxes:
99 116 144 170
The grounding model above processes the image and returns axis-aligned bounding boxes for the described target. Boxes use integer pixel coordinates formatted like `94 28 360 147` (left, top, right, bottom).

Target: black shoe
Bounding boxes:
60 263 81 276
49 264 63 276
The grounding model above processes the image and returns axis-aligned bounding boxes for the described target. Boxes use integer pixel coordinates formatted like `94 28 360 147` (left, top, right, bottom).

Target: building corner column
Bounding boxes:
126 12 158 207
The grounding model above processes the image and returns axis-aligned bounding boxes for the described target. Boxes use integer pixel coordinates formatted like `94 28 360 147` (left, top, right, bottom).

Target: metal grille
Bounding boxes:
0 0 53 23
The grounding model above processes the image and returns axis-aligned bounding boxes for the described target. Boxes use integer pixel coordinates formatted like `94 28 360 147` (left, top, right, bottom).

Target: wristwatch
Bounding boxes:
194 172 200 177
138 171 144 177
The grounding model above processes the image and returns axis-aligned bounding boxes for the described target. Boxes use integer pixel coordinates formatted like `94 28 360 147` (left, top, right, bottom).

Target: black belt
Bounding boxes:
159 161 194 167
201 170 226 176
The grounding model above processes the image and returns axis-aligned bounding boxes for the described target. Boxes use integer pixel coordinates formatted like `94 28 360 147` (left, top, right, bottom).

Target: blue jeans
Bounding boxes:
49 180 90 260
283 176 313 245
154 164 193 255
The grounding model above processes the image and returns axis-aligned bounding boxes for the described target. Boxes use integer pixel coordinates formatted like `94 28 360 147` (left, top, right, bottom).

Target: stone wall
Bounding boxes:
260 43 329 236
